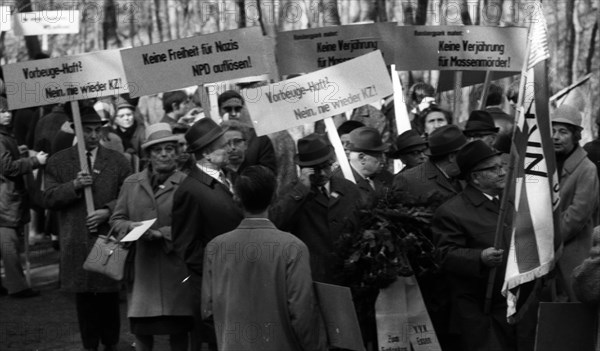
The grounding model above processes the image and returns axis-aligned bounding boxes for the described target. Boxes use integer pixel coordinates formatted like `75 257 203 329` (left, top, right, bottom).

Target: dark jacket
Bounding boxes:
393 160 461 203
239 133 277 174
172 166 243 277
0 126 41 227
332 166 389 208
269 177 361 284
44 145 132 292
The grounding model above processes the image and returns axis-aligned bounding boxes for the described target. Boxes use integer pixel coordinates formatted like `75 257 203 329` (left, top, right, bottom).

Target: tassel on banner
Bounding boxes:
375 276 442 351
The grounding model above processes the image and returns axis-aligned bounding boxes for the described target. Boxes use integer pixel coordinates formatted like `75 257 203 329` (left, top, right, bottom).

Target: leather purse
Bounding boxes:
83 229 129 281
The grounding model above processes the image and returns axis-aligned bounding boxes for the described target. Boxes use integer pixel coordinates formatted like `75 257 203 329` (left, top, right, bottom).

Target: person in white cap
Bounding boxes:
551 104 600 301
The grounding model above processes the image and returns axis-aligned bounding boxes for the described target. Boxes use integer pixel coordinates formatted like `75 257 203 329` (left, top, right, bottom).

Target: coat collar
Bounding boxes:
562 146 588 178
423 160 460 194
136 169 186 198
188 165 233 194
462 184 500 214
237 218 277 230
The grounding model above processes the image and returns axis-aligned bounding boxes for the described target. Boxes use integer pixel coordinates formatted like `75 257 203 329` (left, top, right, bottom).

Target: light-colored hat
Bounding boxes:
141 123 181 150
551 104 582 129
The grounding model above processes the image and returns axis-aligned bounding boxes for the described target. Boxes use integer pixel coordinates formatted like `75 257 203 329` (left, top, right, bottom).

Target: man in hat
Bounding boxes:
270 133 361 284
393 125 467 203
463 110 500 148
389 129 428 172
432 140 519 351
44 104 132 351
334 126 390 208
551 104 599 300
172 118 243 350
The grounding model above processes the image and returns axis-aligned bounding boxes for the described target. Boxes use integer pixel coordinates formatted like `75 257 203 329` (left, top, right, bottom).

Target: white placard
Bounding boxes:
247 51 393 136
0 6 11 32
120 219 157 242
13 10 80 36
120 27 273 98
3 49 129 110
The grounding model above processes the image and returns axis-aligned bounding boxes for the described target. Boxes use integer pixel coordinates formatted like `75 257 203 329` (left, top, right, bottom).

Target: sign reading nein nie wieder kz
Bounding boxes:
120 27 271 97
247 51 393 136
276 23 396 76
394 25 527 71
2 49 128 110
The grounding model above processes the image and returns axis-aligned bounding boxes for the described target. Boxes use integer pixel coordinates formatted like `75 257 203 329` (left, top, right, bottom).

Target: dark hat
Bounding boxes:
185 118 226 152
218 90 244 108
394 129 427 154
426 125 468 157
294 134 335 167
464 110 499 134
141 123 181 151
551 104 582 130
116 101 135 111
456 140 500 177
67 105 107 125
347 127 389 153
337 120 365 136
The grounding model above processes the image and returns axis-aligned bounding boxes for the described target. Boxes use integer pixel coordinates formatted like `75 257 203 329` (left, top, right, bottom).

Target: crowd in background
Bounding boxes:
1 75 599 351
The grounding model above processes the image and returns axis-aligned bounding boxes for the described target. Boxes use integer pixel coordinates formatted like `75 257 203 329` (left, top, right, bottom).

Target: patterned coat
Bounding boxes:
44 145 131 293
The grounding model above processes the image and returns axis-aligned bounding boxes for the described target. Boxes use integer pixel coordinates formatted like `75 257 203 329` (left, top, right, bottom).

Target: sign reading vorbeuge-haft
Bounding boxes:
277 23 397 76
395 25 527 71
3 49 129 110
13 10 80 35
248 51 393 136
120 27 271 97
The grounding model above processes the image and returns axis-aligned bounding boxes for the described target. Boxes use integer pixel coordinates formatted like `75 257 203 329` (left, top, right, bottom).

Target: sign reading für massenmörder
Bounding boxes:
120 27 271 98
3 49 129 110
248 51 393 136
276 22 397 76
395 26 527 71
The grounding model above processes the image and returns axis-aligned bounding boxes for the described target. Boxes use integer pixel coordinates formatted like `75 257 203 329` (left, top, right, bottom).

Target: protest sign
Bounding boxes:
120 27 272 97
394 26 527 72
277 22 396 76
13 10 80 36
0 6 11 32
247 51 393 136
3 49 129 110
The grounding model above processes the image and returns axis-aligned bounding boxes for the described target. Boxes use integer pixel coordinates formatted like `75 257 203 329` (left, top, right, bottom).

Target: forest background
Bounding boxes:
0 0 598 140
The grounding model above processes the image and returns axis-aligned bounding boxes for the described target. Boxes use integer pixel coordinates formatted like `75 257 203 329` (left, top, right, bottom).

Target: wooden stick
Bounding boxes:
70 101 95 215
324 117 355 183
478 71 493 110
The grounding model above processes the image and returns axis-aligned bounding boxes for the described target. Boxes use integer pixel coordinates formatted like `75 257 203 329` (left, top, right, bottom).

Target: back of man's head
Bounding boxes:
234 165 276 214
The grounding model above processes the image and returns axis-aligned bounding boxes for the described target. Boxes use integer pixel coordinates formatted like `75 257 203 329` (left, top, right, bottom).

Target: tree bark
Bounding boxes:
16 0 42 58
154 0 164 42
103 0 121 49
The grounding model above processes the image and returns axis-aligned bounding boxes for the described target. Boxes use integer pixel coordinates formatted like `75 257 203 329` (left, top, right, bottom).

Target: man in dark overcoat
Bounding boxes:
172 118 243 350
44 105 131 351
432 140 535 351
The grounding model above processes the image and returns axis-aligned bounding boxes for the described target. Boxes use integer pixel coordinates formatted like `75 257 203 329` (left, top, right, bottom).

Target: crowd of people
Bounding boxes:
1 77 599 351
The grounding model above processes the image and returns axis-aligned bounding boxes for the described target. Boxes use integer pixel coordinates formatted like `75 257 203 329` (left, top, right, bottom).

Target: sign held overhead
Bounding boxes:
13 10 80 35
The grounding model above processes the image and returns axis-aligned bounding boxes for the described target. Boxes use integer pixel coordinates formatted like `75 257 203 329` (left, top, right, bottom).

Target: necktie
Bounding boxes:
86 151 93 173
219 172 233 192
367 177 376 190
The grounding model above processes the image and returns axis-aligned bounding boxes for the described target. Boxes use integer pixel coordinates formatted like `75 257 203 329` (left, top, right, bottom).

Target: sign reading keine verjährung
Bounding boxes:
3 49 129 110
13 10 80 35
120 27 272 98
276 22 397 76
395 25 527 71
247 51 393 137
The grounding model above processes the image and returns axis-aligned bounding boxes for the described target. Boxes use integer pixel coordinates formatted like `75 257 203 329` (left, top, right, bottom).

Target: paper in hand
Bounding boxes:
120 219 157 242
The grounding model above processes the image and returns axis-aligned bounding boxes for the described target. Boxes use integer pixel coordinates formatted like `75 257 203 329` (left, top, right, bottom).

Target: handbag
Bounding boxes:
83 228 129 281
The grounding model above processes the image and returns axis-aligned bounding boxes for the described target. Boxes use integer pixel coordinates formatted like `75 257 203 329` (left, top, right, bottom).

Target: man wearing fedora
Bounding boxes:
551 104 599 301
270 133 361 284
463 110 500 148
432 140 534 351
393 125 467 204
388 129 428 172
172 118 243 350
44 103 132 351
335 126 390 208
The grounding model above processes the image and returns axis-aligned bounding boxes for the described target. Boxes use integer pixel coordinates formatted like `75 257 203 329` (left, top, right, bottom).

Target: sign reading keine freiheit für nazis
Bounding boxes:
394 25 527 71
120 27 272 97
247 51 393 137
2 49 129 110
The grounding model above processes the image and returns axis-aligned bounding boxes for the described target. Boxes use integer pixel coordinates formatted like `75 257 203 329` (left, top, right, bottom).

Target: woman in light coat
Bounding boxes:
110 123 192 351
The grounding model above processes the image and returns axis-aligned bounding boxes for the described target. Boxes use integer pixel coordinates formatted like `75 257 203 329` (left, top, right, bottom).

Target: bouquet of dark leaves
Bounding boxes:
335 190 447 291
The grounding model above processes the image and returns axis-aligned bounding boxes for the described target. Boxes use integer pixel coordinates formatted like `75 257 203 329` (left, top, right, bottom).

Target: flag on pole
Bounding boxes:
501 1 562 323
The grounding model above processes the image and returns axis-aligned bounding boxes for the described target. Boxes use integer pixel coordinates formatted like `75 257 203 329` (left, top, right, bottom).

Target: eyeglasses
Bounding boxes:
223 106 242 113
225 138 246 148
473 164 504 174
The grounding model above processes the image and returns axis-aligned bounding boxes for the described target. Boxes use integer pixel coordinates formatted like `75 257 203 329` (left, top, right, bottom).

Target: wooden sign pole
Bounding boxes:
70 101 95 215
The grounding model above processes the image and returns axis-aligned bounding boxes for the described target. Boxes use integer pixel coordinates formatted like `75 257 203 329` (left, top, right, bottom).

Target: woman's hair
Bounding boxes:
414 105 453 135
234 165 276 214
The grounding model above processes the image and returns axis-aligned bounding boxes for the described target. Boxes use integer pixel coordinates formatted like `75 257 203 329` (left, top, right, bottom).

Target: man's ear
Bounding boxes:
171 102 179 112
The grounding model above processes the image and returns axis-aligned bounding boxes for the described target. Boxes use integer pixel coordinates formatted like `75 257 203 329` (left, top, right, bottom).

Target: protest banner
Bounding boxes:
120 27 273 97
394 26 527 72
3 49 129 110
0 6 10 32
246 50 393 136
13 10 80 36
276 22 396 76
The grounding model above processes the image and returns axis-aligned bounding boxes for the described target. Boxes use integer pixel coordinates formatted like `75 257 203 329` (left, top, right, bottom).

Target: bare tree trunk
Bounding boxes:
164 0 173 41
415 0 429 25
401 1 415 25
154 0 164 42
323 0 342 26
16 0 42 58
103 0 121 49
461 0 473 25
